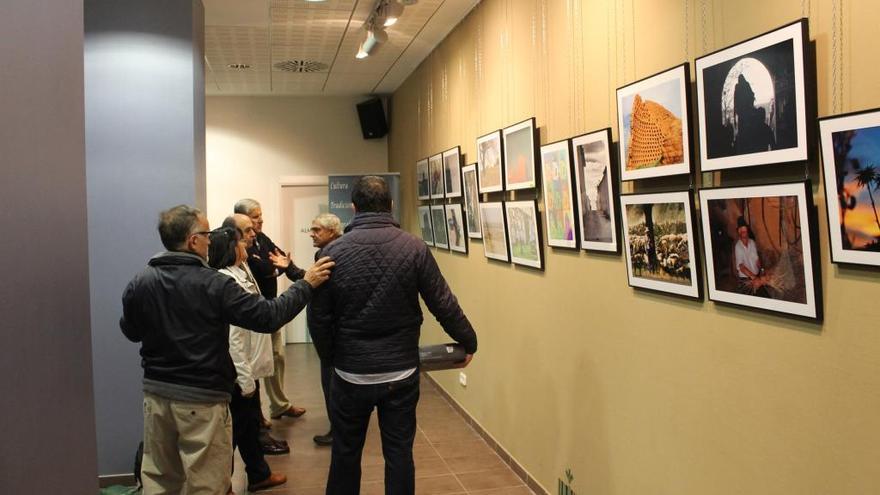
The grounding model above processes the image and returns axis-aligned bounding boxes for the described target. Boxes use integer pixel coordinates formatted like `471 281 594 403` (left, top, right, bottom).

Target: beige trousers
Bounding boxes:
264 329 291 416
140 392 232 495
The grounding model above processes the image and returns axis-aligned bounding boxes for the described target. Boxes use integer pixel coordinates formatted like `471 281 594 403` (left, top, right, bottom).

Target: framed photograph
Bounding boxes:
443 147 462 198
503 118 538 191
477 130 504 193
429 153 445 199
616 63 693 181
417 205 434 246
695 19 810 171
540 139 578 248
416 158 430 200
462 164 482 238
505 200 543 269
819 108 880 267
620 191 702 299
444 204 468 254
430 205 449 249
699 181 821 320
479 202 509 262
572 128 620 253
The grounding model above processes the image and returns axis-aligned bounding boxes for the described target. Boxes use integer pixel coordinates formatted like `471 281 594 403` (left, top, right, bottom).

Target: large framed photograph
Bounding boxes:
461 164 482 238
417 205 434 246
477 130 504 193
443 146 462 198
620 191 701 299
699 182 821 320
540 139 578 248
616 63 693 180
696 19 810 171
505 200 543 269
444 204 468 254
429 153 445 199
572 128 620 253
819 108 880 267
416 158 430 200
430 205 449 249
503 118 538 191
479 202 509 262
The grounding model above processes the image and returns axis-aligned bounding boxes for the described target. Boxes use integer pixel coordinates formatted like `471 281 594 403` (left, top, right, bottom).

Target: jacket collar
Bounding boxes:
148 251 211 268
345 212 398 233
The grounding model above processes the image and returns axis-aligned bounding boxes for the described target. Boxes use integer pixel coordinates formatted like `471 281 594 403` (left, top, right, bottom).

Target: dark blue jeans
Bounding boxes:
326 371 420 495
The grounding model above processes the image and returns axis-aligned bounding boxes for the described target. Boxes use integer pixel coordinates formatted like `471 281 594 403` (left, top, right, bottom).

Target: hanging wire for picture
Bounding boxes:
684 0 690 61
830 0 843 114
700 0 708 55
606 0 612 123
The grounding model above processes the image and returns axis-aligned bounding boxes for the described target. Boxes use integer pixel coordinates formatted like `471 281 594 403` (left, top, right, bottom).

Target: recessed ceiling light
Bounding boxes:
226 63 251 70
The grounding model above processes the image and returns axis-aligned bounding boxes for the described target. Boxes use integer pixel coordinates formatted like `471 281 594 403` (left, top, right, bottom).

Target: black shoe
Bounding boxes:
258 431 288 448
261 441 290 455
313 431 332 447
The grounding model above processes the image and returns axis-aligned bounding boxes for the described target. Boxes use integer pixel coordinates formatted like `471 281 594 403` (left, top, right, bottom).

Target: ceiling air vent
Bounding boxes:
273 60 328 73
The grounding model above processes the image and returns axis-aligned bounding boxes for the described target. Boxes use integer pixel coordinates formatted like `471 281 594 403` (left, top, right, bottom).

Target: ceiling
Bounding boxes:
204 0 479 96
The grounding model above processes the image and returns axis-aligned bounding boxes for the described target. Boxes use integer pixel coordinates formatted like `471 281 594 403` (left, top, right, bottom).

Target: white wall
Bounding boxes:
206 96 389 234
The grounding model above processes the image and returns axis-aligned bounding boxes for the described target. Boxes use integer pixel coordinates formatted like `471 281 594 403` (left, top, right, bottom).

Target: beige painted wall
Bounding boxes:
390 1 880 493
206 95 388 233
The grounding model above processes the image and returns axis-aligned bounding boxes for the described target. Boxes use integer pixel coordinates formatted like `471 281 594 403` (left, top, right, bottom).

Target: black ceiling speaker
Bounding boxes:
356 97 388 139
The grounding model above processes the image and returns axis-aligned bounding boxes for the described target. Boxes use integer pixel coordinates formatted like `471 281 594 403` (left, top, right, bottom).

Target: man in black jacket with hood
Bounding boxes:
308 176 477 495
121 204 333 495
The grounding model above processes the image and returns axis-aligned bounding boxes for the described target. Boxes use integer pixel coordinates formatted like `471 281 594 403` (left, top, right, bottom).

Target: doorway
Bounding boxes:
278 177 328 343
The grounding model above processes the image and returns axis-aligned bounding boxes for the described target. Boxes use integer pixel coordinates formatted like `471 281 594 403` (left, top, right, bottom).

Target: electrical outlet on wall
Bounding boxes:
459 372 467 387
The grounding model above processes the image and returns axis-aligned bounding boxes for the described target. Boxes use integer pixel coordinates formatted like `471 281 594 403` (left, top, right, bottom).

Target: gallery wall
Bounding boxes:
205 96 389 233
389 0 880 493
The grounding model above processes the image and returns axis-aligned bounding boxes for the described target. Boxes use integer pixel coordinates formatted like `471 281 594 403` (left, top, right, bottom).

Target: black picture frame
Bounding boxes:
571 127 621 253
698 181 822 321
505 200 544 270
540 138 579 249
502 118 538 191
695 19 810 171
476 130 504 194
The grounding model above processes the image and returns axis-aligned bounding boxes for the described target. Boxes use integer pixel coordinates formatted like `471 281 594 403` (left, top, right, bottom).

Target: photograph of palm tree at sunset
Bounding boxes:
820 109 880 266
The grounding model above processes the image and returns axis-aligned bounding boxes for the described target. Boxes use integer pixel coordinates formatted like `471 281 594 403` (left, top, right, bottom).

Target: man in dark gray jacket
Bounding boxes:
308 176 477 495
121 204 333 495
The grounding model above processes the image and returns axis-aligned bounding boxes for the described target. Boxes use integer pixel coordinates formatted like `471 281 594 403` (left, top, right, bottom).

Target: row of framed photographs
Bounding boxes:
417 204 469 253
619 182 821 322
417 118 539 200
615 18 810 180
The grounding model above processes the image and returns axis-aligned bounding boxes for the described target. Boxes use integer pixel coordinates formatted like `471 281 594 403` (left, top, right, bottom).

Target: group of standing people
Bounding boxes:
121 176 477 494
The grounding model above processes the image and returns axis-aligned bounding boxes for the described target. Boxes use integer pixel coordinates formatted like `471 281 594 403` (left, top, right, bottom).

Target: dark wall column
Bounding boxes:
85 0 207 475
0 0 98 492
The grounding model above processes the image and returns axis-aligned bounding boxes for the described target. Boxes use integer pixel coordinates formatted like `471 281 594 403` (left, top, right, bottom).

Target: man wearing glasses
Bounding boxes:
121 204 334 494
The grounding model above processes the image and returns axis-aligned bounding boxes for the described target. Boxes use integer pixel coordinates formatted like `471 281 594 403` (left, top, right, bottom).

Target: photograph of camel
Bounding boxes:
616 63 693 180
572 128 619 253
696 19 809 171
699 182 821 320
620 191 701 299
820 108 880 267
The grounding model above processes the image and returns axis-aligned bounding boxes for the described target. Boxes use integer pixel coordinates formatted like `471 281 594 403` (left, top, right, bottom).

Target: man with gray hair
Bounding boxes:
121 204 334 494
272 212 343 446
234 198 308 421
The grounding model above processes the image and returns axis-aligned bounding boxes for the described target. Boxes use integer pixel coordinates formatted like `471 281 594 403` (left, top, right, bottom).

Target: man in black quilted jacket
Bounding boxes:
308 176 477 495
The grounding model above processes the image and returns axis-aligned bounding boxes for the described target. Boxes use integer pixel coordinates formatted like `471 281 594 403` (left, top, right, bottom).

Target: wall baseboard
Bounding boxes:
423 372 550 495
98 473 136 488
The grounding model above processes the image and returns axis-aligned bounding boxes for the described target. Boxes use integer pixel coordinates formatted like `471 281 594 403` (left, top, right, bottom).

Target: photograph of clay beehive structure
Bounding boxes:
617 64 692 181
626 94 684 170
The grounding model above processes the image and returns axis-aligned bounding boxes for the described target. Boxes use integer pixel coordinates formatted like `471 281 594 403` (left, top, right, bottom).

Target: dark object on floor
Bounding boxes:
133 441 143 488
419 343 467 371
313 431 333 446
248 472 288 492
271 405 306 419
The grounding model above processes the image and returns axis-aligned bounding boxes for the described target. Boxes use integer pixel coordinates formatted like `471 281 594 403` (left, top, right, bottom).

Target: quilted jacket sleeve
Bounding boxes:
217 275 313 333
416 246 478 354
306 280 336 361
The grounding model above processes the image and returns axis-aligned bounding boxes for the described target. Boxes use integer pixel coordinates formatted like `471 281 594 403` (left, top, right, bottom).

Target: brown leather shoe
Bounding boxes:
248 472 287 492
271 406 306 419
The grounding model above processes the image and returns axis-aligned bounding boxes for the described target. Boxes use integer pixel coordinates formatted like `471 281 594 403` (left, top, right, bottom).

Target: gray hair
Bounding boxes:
313 213 343 236
233 198 261 215
158 205 203 251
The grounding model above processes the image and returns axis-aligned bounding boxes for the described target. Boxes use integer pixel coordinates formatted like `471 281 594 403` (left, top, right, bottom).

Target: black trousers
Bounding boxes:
326 371 420 495
320 360 333 430
231 382 271 485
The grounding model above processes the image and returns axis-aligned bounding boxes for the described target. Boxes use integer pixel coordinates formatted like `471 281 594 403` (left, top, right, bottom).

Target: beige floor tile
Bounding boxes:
455 467 524 491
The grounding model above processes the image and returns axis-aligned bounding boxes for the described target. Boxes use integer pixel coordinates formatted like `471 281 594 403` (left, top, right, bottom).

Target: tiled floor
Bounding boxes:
231 344 533 494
